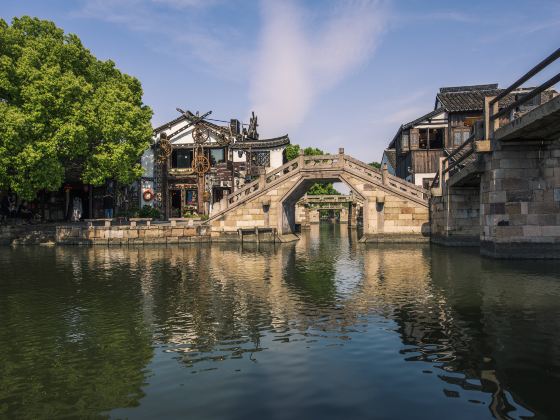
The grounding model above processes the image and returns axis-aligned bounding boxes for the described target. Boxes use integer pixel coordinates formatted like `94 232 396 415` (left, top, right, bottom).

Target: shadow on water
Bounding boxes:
0 224 559 419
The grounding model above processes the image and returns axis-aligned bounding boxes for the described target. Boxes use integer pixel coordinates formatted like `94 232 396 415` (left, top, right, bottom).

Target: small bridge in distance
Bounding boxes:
295 194 362 227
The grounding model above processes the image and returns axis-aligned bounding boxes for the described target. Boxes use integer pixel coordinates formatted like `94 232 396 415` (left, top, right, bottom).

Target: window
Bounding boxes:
418 129 428 149
208 148 225 166
251 151 270 167
428 128 444 149
453 128 471 147
171 149 193 168
422 178 433 190
185 189 197 205
401 133 409 150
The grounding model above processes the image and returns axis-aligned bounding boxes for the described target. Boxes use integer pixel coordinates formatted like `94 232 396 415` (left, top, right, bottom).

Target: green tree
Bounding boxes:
369 161 381 169
0 17 153 199
285 143 340 195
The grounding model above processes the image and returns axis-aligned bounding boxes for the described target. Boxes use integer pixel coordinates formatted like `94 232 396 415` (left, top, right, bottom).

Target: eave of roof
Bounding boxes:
153 112 225 133
388 107 446 148
383 149 397 169
402 107 446 130
231 135 290 149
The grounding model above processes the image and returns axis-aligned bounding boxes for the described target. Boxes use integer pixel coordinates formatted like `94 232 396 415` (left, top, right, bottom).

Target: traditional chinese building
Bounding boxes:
385 84 557 188
140 110 290 218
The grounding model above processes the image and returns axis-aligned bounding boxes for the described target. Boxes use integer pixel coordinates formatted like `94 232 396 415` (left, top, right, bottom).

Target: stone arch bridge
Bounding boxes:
206 150 430 242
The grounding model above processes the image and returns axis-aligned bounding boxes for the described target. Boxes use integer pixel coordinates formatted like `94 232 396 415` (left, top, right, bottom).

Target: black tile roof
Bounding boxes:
439 84 498 93
231 135 290 149
436 84 515 112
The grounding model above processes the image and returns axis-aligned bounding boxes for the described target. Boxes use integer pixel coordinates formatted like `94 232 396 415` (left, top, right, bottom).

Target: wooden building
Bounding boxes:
141 110 289 218
385 84 557 188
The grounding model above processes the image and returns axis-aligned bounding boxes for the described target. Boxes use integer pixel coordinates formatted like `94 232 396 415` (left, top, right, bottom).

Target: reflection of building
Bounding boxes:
141 110 290 218
385 84 557 188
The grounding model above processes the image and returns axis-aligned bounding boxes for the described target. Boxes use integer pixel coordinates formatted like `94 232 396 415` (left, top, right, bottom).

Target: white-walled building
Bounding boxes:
140 110 289 218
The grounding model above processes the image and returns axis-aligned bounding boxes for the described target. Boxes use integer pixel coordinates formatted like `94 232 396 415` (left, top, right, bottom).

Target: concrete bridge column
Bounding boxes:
480 140 560 258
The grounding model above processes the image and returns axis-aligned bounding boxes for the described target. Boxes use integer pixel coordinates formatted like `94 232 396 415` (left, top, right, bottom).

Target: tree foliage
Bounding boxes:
285 144 325 161
285 143 340 195
0 17 153 199
369 161 381 169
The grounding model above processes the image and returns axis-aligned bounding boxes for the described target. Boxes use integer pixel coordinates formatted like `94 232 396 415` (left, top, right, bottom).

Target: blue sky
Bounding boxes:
2 0 559 163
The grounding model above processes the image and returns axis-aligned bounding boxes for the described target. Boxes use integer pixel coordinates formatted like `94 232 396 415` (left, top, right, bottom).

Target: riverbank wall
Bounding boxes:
0 224 57 245
55 224 211 245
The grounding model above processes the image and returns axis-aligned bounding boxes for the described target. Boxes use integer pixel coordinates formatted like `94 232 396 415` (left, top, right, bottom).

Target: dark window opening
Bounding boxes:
171 149 193 168
208 148 226 166
212 187 230 203
428 128 444 149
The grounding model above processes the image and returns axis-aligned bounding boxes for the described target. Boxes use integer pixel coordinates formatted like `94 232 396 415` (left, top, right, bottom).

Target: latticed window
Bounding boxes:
453 128 471 147
250 151 270 167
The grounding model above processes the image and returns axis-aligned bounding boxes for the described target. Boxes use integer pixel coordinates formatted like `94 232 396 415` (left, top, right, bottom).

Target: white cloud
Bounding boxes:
249 0 388 136
151 0 214 9
74 0 247 79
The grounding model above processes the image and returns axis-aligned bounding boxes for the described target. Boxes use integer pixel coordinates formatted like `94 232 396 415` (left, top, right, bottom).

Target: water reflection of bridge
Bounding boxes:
45 229 560 417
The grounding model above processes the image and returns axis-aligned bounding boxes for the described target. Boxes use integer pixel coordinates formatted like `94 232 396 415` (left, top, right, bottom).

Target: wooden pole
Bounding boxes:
197 173 204 215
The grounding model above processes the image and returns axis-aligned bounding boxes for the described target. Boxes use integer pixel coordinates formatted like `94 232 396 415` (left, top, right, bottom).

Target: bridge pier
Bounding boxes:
430 186 480 246
480 140 560 258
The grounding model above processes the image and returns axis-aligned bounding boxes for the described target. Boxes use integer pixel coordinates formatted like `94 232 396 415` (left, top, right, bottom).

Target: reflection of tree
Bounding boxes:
0 247 152 419
282 225 339 306
145 246 274 366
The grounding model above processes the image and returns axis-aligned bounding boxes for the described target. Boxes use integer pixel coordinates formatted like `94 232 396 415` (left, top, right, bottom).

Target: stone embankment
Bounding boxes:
56 223 211 245
0 224 57 246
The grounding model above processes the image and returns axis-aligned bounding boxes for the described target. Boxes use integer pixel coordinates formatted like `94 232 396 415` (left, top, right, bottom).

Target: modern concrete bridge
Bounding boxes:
207 149 430 242
431 48 560 258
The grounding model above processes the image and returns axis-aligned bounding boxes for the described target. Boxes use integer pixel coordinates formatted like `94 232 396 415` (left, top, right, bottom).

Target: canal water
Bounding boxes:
1 225 559 419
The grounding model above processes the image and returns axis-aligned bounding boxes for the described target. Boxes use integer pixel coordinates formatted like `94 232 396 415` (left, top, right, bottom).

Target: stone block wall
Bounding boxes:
362 192 430 241
209 166 430 241
56 224 210 245
480 140 560 258
430 187 480 246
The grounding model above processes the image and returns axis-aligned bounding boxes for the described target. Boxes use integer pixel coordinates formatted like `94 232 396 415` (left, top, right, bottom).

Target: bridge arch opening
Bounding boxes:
279 177 364 235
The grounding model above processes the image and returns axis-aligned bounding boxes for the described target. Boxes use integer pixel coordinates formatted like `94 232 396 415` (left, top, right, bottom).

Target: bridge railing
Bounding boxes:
343 154 429 202
486 48 560 139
